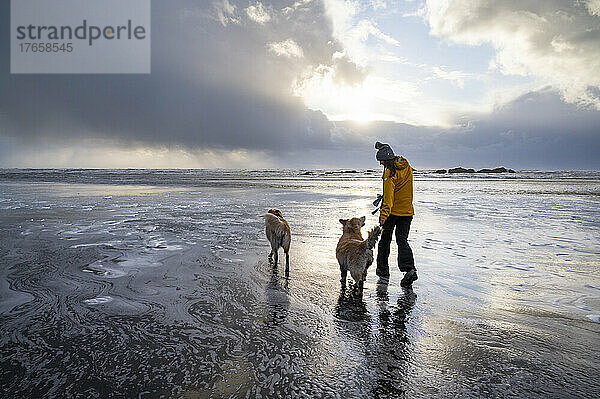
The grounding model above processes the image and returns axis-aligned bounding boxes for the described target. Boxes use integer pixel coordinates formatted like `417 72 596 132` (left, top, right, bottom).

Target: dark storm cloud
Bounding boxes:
334 89 600 169
0 0 349 152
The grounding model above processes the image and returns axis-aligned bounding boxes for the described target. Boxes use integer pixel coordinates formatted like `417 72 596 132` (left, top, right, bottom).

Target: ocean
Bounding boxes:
1 169 599 398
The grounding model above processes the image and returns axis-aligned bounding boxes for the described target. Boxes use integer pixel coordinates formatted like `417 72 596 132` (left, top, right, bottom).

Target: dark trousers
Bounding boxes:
376 215 415 277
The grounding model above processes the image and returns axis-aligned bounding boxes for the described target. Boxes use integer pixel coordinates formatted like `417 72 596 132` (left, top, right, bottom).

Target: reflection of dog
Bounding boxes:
264 209 291 268
336 216 381 289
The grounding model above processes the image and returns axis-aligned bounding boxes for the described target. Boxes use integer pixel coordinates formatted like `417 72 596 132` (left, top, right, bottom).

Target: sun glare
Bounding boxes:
293 68 381 122
294 71 428 124
334 86 375 122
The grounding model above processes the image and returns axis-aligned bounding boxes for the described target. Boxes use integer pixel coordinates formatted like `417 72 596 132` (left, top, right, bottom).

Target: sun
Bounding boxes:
293 68 381 123
333 88 375 122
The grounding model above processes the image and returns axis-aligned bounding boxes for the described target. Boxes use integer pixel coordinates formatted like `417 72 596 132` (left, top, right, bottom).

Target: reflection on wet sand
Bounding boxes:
265 262 290 328
1 174 599 397
335 286 370 322
332 282 417 398
373 284 416 398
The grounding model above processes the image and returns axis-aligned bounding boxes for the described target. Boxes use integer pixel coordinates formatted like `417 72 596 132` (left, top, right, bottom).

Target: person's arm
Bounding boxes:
379 171 394 224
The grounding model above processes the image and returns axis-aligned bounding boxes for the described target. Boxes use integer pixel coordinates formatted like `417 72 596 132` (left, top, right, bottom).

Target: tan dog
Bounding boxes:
264 209 291 268
336 216 381 289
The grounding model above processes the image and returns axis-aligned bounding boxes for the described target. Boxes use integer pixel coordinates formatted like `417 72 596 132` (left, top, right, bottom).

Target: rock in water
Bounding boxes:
477 167 508 173
448 167 475 173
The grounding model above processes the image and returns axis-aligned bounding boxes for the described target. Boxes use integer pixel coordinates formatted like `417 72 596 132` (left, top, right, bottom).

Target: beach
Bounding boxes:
1 169 599 398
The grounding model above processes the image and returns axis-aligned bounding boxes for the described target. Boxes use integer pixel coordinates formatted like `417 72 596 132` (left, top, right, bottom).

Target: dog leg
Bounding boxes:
269 240 279 265
340 269 347 286
355 285 364 299
273 249 279 266
285 251 289 269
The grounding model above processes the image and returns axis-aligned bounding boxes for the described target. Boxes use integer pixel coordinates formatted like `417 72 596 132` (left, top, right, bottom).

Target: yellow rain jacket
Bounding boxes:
380 157 414 219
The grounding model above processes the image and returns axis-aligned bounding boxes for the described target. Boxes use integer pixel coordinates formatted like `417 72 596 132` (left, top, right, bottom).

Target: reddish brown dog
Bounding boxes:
336 216 381 290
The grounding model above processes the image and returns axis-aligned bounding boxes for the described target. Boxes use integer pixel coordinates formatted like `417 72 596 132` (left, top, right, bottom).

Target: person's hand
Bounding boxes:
379 217 386 226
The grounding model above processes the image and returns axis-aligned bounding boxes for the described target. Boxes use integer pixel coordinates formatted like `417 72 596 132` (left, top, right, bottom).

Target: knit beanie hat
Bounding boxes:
375 141 395 161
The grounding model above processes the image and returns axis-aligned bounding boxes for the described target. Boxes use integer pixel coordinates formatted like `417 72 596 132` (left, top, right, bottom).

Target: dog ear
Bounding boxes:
339 219 348 225
360 216 366 226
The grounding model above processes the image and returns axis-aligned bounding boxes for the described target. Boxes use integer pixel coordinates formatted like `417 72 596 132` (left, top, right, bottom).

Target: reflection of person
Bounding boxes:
374 142 418 287
372 287 416 397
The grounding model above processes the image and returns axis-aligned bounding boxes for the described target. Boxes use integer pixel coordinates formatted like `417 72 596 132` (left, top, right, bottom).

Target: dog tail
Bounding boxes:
365 225 382 250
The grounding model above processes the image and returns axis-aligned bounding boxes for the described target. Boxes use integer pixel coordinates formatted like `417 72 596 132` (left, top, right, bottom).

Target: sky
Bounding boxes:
1 0 599 169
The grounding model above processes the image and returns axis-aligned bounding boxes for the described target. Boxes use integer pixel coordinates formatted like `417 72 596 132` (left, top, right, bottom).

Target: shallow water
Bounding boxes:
0 171 599 398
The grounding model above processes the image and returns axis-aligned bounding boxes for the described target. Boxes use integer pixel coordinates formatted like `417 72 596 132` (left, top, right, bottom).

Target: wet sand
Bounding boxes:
1 173 599 398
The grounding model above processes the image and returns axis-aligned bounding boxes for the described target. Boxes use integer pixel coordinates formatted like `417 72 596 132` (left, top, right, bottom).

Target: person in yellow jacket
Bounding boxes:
375 141 418 287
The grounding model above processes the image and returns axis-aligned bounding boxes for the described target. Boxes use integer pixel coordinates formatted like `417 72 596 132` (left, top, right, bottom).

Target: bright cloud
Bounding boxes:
587 0 600 16
425 0 600 109
354 19 400 46
430 66 472 88
245 2 271 24
293 65 461 126
283 0 314 15
296 0 485 125
266 39 304 58
323 0 400 65
370 0 387 10
215 0 239 26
